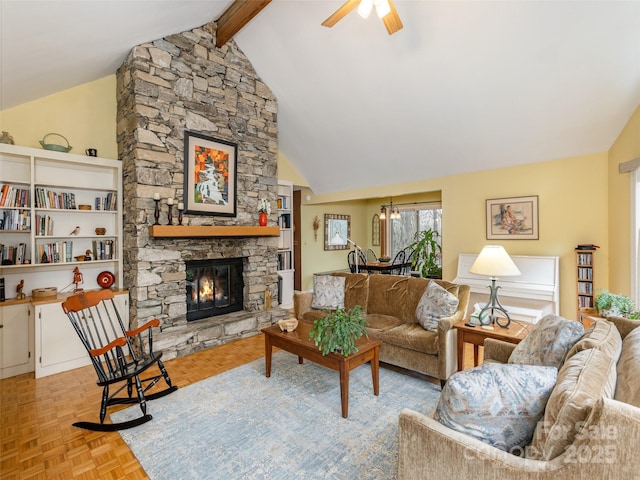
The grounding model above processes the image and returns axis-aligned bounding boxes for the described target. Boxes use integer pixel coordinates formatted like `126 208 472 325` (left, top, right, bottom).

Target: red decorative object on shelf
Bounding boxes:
97 271 115 289
259 211 268 226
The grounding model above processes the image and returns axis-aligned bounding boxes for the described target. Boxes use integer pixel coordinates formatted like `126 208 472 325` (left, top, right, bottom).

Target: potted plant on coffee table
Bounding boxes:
308 305 368 356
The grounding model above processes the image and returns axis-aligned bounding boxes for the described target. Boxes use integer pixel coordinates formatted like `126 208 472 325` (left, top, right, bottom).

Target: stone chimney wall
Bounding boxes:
116 23 287 359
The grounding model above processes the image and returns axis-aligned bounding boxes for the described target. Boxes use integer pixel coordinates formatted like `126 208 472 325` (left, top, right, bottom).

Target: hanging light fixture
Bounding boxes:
380 198 401 221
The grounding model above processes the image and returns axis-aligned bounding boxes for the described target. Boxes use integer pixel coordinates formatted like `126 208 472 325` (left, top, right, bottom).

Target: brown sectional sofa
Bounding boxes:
293 273 470 384
397 316 640 479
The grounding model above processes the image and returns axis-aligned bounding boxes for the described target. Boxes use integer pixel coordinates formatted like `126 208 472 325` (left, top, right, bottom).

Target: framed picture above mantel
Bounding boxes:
486 195 539 240
183 131 237 217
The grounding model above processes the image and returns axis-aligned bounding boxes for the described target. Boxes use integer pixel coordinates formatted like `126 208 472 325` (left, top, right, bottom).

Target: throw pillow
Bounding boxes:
311 275 346 310
508 314 584 368
434 363 557 453
565 319 622 363
415 281 459 332
614 326 640 407
527 348 616 461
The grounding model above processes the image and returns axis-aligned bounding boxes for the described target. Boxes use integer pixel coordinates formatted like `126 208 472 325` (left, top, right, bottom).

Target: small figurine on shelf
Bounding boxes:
0 131 14 145
73 267 84 292
84 249 92 261
16 279 25 300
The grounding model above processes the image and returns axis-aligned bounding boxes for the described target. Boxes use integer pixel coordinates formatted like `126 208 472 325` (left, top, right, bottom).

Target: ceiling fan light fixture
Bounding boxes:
374 0 391 19
357 0 373 19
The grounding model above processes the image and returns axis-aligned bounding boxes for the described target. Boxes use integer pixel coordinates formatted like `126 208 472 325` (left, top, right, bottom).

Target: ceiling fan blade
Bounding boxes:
382 0 403 35
321 0 360 28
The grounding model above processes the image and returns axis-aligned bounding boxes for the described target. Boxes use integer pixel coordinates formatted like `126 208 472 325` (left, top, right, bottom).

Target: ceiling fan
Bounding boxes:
322 0 403 35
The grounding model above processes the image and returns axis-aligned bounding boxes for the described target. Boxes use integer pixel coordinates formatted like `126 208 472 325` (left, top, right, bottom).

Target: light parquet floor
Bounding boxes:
1 333 480 479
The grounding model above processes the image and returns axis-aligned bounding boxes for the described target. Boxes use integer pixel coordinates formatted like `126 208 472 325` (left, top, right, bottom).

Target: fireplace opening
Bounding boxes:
186 258 244 321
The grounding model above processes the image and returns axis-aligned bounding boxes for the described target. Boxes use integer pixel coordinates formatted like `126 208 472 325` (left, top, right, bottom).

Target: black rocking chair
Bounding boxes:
61 289 177 431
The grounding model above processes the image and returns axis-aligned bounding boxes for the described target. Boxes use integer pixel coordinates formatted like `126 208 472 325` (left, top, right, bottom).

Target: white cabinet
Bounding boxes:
0 144 123 297
34 292 128 378
276 180 294 309
0 302 33 379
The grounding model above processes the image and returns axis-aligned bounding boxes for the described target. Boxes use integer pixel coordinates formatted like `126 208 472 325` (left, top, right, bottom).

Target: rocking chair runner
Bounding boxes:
61 289 177 431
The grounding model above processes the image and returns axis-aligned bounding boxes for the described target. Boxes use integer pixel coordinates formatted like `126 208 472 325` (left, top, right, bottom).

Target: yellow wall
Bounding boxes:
277 152 309 187
2 73 635 321
608 105 640 295
0 76 118 159
302 153 609 319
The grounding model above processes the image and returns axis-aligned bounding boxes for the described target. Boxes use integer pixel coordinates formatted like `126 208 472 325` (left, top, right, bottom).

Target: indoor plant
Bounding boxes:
406 229 442 278
594 289 639 319
308 305 368 356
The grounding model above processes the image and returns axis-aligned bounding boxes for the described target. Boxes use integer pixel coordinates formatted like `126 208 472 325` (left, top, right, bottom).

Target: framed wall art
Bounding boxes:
324 214 351 250
183 131 237 216
486 195 538 240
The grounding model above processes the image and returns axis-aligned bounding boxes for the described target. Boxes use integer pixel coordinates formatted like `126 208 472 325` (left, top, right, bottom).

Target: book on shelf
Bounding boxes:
0 184 30 208
277 250 292 270
2 209 31 231
34 187 77 209
95 192 117 211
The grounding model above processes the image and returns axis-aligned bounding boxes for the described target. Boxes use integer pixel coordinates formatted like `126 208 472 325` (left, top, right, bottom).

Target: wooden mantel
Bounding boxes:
149 225 280 238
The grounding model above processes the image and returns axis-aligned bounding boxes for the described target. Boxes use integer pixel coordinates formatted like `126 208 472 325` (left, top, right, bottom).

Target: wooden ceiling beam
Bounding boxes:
215 0 272 48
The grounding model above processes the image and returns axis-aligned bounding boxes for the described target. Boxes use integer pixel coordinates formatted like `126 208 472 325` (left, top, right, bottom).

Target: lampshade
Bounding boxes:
380 206 386 220
358 0 373 18
469 245 521 277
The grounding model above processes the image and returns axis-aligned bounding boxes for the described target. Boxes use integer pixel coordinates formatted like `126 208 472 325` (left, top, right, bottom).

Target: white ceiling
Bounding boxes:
2 1 639 195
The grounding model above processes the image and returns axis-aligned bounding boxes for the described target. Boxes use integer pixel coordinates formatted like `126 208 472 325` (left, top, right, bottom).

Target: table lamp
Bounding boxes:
469 245 521 328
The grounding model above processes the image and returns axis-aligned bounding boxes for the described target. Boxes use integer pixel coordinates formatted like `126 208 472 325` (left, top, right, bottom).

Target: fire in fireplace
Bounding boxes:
185 258 243 321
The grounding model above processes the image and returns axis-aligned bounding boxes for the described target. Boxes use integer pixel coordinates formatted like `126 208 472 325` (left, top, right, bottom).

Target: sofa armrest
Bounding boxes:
398 397 640 480
293 291 313 319
483 338 516 363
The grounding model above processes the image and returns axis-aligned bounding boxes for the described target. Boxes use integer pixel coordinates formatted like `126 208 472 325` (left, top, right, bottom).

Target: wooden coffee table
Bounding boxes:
262 320 382 418
454 320 530 371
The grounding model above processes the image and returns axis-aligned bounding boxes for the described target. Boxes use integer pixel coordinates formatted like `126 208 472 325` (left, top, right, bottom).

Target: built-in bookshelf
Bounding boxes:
0 143 123 293
576 249 595 322
277 180 294 309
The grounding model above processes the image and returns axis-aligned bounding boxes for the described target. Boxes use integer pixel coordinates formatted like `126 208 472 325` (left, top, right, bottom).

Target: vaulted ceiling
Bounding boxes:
1 1 639 194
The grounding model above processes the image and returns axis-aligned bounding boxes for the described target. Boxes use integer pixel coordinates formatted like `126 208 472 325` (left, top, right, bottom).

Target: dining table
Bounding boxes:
357 261 412 274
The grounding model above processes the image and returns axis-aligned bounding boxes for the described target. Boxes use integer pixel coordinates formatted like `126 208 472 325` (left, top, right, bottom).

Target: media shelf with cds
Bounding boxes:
576 248 596 322
0 143 123 292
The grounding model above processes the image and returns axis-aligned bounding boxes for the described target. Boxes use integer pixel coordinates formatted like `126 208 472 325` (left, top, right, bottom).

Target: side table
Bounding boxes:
454 320 530 371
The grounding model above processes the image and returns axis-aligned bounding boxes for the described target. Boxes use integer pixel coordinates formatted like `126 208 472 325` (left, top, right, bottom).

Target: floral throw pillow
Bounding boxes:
508 314 584 368
311 275 346 310
415 281 459 332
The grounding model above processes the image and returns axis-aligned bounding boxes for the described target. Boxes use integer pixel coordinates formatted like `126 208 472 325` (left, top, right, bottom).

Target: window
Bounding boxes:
389 203 442 261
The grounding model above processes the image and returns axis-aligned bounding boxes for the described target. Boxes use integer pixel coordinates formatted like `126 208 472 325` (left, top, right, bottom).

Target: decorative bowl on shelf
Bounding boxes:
32 287 58 299
95 228 106 235
97 271 115 289
278 318 299 332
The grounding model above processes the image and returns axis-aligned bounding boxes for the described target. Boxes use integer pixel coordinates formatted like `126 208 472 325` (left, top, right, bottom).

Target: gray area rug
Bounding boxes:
112 351 441 479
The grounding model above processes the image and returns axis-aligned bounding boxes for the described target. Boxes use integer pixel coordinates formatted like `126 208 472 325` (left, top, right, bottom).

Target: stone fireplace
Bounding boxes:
116 22 288 360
